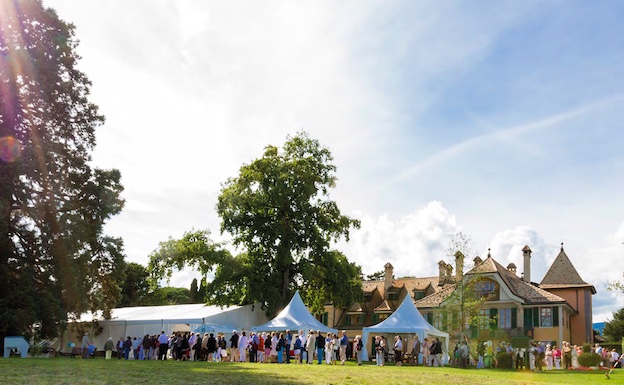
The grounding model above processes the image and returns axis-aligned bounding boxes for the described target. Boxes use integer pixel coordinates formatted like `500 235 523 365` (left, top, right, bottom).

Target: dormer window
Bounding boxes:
388 293 399 301
414 290 425 300
474 281 497 299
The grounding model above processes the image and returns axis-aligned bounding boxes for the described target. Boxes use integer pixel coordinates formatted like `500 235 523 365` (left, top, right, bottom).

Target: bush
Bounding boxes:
496 352 512 369
578 352 601 367
582 343 591 353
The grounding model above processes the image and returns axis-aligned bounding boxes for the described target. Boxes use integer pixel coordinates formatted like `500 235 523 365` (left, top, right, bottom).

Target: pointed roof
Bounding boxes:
251 291 337 333
461 254 567 305
363 295 448 338
374 299 394 313
540 247 596 293
347 303 365 314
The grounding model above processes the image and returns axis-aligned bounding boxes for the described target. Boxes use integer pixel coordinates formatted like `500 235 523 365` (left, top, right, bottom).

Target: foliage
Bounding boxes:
0 0 124 346
216 132 361 315
440 275 495 336
149 133 362 316
495 352 512 369
190 278 199 302
578 352 602 367
145 287 192 305
118 262 150 307
581 343 591 353
365 270 384 281
147 229 230 287
445 231 477 271
608 273 624 293
602 307 624 342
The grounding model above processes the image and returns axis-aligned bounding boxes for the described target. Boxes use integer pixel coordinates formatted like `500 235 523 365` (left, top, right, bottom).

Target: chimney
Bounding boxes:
454 251 464 282
507 263 517 276
384 262 394 292
473 256 483 266
522 245 532 282
445 264 454 282
438 260 447 285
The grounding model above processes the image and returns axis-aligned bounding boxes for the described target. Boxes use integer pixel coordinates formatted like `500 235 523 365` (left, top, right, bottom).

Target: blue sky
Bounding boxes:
44 0 624 322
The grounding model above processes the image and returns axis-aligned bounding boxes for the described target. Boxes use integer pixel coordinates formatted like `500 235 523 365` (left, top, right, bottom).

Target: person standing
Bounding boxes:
316 330 325 364
306 331 316 364
238 331 249 362
123 336 132 360
339 330 348 365
412 335 422 365
285 330 292 363
188 332 196 361
354 335 363 365
422 338 430 366
117 338 124 359
81 332 90 359
325 333 333 365
477 342 486 369
277 333 286 364
298 330 306 363
207 333 217 362
104 337 114 360
230 331 239 362
158 331 169 360
394 335 403 366
431 338 442 367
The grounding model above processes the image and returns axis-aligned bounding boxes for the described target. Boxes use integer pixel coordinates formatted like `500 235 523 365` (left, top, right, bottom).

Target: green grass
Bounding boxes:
0 358 620 385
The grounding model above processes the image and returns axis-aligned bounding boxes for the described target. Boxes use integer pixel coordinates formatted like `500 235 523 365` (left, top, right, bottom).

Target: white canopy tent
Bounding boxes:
361 295 449 362
252 291 337 334
61 303 268 352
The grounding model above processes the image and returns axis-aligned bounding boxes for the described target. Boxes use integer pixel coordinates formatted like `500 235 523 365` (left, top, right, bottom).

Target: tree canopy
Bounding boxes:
602 307 624 343
148 133 362 316
0 0 124 345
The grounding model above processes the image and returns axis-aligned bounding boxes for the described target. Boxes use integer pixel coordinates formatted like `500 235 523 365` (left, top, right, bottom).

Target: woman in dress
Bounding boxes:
270 332 278 363
422 338 430 367
394 335 403 366
277 333 286 363
263 332 271 363
306 331 316 364
545 344 553 370
325 333 333 364
571 344 579 368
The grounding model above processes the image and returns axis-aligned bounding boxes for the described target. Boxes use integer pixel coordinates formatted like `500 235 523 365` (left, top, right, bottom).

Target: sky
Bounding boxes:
43 0 624 323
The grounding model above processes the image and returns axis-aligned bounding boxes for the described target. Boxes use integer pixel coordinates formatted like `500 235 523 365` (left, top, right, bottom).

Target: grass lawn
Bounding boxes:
0 358 620 385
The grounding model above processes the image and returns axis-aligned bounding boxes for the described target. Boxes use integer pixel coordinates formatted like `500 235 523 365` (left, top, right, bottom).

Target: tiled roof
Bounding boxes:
540 248 593 289
414 284 457 308
362 276 444 299
462 255 567 305
374 299 394 313
347 303 365 313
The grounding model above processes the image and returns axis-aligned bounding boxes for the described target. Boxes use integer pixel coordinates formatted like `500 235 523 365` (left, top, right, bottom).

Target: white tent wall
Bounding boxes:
360 296 450 363
59 303 269 353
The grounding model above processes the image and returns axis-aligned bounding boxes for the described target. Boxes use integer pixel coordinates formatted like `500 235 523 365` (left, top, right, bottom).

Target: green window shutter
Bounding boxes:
344 315 350 326
489 308 498 330
426 313 433 324
511 308 517 329
372 314 379 324
524 308 532 328
533 308 540 327
470 325 478 339
552 307 559 327
323 312 328 326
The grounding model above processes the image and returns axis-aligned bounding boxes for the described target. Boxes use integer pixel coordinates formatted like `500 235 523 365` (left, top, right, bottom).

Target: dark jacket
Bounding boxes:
316 335 325 349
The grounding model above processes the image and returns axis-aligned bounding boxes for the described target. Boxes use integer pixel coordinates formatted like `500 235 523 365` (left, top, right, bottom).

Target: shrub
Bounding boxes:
581 343 591 353
496 352 512 369
578 352 601 367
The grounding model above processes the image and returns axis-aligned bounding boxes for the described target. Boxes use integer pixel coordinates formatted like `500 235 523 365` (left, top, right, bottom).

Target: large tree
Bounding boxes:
148 133 362 316
216 132 361 314
0 0 124 347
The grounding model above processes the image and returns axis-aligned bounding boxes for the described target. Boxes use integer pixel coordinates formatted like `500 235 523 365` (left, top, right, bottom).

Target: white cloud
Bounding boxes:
346 201 459 278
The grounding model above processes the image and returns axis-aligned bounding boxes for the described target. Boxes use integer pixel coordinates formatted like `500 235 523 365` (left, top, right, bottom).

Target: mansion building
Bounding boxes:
321 245 595 347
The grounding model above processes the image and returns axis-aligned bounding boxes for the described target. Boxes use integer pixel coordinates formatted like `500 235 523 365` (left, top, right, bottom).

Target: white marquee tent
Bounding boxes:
61 303 268 352
252 291 337 334
361 295 449 361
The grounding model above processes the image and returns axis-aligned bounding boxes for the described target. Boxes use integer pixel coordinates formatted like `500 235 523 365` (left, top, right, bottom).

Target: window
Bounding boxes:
388 293 399 301
474 281 496 298
347 314 365 325
498 308 511 329
414 291 425 300
476 309 490 329
540 308 552 327
432 313 444 330
372 314 379 324
378 313 389 322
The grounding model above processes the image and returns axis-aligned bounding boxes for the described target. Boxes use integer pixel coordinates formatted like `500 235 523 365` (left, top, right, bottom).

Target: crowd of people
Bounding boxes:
82 330 622 370
90 329 353 364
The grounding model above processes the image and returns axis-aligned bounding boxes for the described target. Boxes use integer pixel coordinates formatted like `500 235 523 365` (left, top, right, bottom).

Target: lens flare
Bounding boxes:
0 136 22 162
